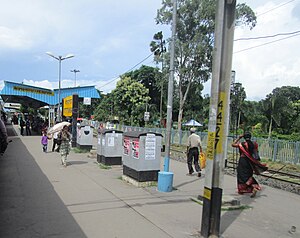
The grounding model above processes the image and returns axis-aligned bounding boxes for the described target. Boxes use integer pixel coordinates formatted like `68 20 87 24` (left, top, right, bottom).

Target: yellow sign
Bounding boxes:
203 187 211 200
216 92 227 154
206 132 215 160
63 95 73 117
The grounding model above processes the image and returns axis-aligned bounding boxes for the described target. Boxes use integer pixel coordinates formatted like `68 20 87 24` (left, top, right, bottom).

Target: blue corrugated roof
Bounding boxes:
0 81 100 106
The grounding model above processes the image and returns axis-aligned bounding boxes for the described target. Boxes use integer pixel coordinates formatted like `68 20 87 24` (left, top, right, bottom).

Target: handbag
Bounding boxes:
199 152 206 169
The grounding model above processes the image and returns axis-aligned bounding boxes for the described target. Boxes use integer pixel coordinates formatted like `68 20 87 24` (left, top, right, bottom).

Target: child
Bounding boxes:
41 130 50 153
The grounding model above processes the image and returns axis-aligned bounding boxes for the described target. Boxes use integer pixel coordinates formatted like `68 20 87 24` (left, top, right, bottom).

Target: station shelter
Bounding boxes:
0 81 100 126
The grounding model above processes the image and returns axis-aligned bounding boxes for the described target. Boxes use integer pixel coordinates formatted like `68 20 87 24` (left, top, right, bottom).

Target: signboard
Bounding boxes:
144 111 150 121
63 95 73 117
83 97 91 105
145 134 156 160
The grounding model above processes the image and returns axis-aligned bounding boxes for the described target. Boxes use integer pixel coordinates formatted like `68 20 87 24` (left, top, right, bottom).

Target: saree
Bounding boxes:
237 143 268 194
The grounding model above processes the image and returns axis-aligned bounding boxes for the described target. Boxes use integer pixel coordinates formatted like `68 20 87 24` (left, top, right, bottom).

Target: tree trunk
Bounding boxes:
268 117 273 140
178 108 183 131
177 78 191 131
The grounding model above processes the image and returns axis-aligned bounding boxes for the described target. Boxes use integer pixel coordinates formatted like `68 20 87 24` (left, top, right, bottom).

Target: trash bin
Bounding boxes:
122 131 163 182
97 129 123 165
77 124 94 150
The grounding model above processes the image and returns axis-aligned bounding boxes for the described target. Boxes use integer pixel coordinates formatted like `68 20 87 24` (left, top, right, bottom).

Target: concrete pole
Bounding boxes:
201 1 236 237
157 0 177 193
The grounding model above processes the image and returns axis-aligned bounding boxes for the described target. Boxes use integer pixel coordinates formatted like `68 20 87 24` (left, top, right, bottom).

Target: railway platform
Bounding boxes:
0 124 299 238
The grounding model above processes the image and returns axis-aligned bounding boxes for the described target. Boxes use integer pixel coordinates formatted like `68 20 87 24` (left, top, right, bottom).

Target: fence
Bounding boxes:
117 125 300 165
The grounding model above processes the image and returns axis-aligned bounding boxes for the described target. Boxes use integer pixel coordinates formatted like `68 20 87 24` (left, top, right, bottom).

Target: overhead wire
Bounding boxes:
234 32 300 54
234 0 300 53
98 52 155 89
256 0 296 17
99 1 299 88
234 30 300 41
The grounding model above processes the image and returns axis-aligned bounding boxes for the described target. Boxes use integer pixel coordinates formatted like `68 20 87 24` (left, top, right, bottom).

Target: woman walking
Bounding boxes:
232 132 267 197
59 125 71 167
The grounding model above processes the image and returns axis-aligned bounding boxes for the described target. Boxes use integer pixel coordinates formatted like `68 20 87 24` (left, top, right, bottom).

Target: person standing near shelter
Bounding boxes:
25 118 31 136
187 127 203 177
59 125 71 167
19 118 25 136
232 131 268 197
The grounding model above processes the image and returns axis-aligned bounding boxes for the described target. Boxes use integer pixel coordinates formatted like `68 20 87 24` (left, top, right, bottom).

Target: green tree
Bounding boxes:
123 65 161 112
93 93 115 122
262 86 300 137
112 76 150 126
155 0 257 130
230 82 246 132
150 31 167 125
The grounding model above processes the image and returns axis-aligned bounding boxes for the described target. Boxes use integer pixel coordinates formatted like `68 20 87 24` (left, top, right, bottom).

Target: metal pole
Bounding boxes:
164 0 177 172
160 58 164 127
58 57 62 122
201 1 236 237
71 69 80 87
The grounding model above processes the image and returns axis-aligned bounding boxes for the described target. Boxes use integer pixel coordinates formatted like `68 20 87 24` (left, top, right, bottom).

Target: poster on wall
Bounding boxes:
132 139 139 159
145 134 156 160
107 135 115 147
123 137 130 155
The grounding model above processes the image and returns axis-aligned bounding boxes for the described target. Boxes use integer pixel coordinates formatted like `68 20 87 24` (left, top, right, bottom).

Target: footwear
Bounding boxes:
250 188 258 198
197 172 201 177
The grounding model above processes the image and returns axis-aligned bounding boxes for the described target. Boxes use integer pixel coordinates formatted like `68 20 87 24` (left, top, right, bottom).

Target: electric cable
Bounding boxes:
235 30 300 41
98 52 155 89
234 32 300 54
256 0 296 17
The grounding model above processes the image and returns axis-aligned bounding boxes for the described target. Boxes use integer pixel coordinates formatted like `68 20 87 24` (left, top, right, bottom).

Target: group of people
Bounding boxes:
19 118 31 136
41 124 71 168
186 128 267 198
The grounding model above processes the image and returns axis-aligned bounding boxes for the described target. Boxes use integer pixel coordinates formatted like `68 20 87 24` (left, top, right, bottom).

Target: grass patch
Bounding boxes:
73 147 90 153
98 163 111 170
190 198 252 211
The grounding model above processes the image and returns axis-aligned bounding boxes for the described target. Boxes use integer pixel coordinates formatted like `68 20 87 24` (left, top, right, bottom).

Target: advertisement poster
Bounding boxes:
132 139 139 159
123 137 130 155
107 135 115 147
145 134 156 160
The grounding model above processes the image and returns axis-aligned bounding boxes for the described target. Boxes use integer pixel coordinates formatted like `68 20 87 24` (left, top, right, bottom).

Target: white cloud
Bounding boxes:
232 0 300 100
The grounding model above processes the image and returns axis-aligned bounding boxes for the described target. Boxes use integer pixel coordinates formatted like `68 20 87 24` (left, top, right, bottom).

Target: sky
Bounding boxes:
0 0 299 102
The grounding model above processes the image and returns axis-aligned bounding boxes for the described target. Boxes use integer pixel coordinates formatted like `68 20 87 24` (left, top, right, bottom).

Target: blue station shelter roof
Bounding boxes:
0 81 100 108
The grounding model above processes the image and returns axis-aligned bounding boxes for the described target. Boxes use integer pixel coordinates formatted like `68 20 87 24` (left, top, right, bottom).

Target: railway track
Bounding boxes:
169 148 300 186
226 161 300 186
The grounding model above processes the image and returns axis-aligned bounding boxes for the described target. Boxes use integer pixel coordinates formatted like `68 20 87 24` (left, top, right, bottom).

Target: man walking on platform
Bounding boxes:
187 127 203 177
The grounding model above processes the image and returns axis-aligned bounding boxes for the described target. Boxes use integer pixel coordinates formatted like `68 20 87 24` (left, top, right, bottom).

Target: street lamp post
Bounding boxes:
70 69 80 87
46 52 74 122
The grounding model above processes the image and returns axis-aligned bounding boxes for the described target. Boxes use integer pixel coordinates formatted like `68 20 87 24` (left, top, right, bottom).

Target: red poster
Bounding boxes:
132 139 139 159
123 137 130 155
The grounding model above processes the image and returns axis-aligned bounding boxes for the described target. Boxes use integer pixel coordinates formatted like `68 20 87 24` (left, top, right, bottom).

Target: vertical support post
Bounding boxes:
273 140 278 162
163 0 177 173
58 58 62 122
72 94 79 147
157 0 177 193
295 142 299 164
201 1 236 237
